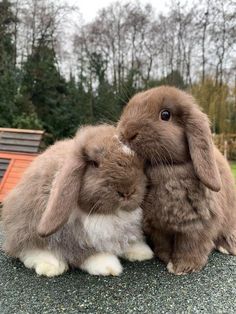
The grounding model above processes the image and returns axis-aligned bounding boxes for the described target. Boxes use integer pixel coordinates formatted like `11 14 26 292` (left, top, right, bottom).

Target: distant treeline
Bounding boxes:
0 0 235 144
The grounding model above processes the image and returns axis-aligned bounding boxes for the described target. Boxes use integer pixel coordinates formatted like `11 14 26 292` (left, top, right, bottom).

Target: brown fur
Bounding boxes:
117 86 236 274
2 125 146 267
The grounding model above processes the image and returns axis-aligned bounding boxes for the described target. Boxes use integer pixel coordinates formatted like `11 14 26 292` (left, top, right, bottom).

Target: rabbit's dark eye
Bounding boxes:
129 133 138 141
160 110 171 121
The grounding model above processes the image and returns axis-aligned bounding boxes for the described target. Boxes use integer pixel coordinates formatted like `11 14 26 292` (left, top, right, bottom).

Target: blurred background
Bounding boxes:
0 0 235 165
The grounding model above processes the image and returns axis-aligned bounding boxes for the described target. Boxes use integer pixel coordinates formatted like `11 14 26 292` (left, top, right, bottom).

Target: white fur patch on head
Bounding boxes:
113 134 135 156
123 241 154 261
121 143 135 156
80 253 122 276
19 249 68 277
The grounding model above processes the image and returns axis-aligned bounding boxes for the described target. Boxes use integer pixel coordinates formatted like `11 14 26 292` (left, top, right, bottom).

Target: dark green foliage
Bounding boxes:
20 43 70 141
0 0 235 148
93 81 120 124
19 43 95 143
12 112 43 130
0 0 18 126
117 69 140 109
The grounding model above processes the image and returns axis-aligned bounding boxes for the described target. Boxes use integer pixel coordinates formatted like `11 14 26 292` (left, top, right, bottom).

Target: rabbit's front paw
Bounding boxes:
216 233 236 255
81 253 123 276
20 249 68 277
35 261 67 277
123 241 154 261
167 259 205 275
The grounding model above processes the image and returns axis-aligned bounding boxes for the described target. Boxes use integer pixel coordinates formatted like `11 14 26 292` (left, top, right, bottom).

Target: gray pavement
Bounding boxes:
0 227 236 314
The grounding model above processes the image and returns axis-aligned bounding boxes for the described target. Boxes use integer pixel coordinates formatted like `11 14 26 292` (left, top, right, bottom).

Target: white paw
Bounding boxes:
123 241 154 262
167 261 196 276
80 253 123 276
167 261 176 274
35 261 67 277
167 261 184 275
217 246 230 255
19 249 68 277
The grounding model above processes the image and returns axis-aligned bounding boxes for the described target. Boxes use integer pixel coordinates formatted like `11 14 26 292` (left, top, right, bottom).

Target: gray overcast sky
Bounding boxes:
63 0 170 22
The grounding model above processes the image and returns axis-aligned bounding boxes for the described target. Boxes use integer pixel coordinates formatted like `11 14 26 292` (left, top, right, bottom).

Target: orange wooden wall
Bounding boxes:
0 152 36 202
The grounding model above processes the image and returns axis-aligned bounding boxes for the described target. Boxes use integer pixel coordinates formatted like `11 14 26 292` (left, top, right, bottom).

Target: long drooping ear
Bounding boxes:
186 108 221 192
37 157 85 237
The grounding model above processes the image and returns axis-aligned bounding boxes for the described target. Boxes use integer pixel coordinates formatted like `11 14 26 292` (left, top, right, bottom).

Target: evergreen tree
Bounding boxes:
20 42 75 141
88 52 121 123
0 0 18 126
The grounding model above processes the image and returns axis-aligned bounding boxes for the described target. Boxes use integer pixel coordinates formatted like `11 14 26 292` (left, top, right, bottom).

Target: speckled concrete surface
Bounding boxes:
0 227 236 314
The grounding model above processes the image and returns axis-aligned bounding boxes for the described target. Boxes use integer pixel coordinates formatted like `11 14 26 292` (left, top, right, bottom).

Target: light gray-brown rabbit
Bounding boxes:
2 125 153 277
117 86 236 275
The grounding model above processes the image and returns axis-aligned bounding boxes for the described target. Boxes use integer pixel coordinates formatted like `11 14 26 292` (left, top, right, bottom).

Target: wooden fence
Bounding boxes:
213 134 236 160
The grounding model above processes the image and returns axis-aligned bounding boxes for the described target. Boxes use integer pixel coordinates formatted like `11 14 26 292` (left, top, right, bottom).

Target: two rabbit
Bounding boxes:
2 125 153 277
117 86 236 275
3 86 236 277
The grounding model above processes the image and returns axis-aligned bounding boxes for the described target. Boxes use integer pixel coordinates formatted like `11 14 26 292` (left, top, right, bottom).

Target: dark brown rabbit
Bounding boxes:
117 86 236 275
2 125 153 277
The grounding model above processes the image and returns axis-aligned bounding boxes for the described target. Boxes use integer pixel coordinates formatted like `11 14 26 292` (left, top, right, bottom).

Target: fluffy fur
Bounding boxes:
19 249 68 277
80 253 123 276
117 86 236 275
2 125 153 277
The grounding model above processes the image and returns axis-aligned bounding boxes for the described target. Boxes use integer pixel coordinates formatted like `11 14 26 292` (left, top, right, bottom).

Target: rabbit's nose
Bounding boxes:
118 189 136 200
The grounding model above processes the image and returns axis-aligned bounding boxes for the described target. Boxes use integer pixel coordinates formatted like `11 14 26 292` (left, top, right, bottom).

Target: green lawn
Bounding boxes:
231 162 236 180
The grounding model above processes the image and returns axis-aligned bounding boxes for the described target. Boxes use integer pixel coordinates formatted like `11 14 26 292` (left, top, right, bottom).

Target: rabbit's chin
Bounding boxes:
78 199 142 215
119 203 141 212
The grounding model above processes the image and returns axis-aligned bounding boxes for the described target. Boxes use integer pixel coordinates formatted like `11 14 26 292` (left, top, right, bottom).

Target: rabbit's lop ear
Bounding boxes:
37 158 85 237
186 108 221 192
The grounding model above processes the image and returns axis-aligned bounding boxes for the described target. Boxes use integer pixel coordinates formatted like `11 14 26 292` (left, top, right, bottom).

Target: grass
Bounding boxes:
231 162 236 180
